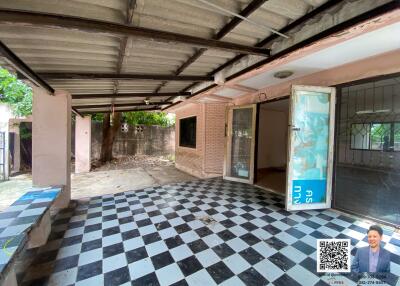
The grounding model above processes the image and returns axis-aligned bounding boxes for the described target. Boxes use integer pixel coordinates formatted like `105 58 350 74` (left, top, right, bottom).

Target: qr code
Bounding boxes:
317 239 351 273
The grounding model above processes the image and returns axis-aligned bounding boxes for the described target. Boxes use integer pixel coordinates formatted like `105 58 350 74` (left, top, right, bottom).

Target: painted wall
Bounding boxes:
75 115 91 173
234 50 400 106
257 107 288 169
0 103 12 180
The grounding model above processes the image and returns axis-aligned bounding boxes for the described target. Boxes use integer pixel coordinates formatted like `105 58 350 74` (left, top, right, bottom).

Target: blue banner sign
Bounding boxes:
292 179 327 204
290 90 330 205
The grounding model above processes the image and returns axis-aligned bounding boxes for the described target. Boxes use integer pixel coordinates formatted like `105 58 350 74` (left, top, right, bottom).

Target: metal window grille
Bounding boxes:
334 75 400 226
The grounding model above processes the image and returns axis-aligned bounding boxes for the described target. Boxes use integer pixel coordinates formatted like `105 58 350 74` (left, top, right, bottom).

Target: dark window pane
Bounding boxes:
179 116 196 148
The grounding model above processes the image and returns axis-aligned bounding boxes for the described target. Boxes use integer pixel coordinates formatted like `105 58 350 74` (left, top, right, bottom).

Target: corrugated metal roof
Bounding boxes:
0 0 333 112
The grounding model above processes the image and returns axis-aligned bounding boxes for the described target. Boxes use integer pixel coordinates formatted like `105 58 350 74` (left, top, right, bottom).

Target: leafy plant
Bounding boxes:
0 67 33 117
123 111 174 127
91 111 174 127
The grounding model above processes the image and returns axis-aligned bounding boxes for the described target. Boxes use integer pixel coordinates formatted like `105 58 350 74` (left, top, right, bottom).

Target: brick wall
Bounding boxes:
175 103 205 178
204 104 226 175
175 102 227 178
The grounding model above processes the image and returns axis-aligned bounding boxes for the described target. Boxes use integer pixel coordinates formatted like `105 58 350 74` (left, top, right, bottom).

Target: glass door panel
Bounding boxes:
224 105 257 184
286 85 336 211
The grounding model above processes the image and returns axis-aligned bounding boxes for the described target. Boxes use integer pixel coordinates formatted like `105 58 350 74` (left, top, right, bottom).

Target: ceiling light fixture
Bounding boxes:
273 70 294 79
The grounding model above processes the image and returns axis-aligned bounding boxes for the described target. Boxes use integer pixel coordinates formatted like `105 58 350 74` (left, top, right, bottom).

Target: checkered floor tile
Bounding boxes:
18 178 400 286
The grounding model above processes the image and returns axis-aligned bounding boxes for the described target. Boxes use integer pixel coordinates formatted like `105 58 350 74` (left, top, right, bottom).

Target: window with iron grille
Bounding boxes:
334 74 400 226
350 122 400 151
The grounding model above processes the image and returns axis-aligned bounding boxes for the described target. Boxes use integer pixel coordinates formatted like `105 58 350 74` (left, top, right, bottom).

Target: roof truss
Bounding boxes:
0 9 270 56
40 73 212 81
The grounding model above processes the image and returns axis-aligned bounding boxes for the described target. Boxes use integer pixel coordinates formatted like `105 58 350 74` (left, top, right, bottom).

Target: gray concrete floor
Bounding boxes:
0 166 195 212
0 173 32 211
71 165 195 200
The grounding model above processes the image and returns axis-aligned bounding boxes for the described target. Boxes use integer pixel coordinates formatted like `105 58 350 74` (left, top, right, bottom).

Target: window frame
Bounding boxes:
350 121 399 152
179 116 197 149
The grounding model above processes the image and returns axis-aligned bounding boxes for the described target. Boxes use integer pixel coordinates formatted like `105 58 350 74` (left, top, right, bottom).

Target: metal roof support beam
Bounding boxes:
0 40 54 94
82 107 161 114
161 0 268 100
72 92 190 99
165 0 399 110
208 0 345 77
0 9 270 56
74 101 172 109
72 107 83 117
179 0 345 95
0 41 85 117
40 73 212 81
112 0 137 103
222 0 400 82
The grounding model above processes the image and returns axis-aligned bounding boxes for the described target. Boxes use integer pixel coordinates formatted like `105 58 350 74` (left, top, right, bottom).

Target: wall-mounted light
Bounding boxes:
144 99 150 105
273 70 294 79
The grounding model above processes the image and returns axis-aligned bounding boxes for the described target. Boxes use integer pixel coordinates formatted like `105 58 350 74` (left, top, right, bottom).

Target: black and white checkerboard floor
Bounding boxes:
19 178 400 286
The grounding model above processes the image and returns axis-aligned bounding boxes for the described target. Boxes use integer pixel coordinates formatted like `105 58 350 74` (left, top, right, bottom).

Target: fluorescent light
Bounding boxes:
356 110 373 114
356 109 391 114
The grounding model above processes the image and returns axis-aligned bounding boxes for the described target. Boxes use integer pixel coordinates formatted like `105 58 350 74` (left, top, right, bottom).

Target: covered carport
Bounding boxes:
0 1 400 286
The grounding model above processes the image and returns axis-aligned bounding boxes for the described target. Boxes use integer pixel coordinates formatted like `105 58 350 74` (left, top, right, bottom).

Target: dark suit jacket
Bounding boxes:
351 246 391 272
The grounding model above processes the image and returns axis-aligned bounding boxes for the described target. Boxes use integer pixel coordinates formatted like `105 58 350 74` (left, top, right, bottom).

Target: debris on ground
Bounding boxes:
91 154 174 171
197 215 217 225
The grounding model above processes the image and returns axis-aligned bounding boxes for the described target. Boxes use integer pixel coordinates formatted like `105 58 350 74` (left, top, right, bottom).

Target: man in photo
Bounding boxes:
351 224 391 273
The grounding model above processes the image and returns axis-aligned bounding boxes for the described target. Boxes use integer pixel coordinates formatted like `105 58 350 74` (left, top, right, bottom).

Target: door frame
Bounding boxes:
285 85 336 211
253 96 290 185
223 104 257 184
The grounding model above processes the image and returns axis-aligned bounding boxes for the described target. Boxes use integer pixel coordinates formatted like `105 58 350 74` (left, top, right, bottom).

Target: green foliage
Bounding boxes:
91 113 104 122
90 111 174 127
0 67 33 117
123 111 174 127
20 123 32 139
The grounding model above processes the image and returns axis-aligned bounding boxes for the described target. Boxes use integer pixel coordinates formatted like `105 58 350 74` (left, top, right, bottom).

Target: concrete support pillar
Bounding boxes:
75 115 91 173
32 87 71 209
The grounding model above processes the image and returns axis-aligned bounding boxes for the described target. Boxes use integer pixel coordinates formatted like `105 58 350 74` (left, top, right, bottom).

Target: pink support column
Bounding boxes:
32 87 71 209
75 115 91 173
